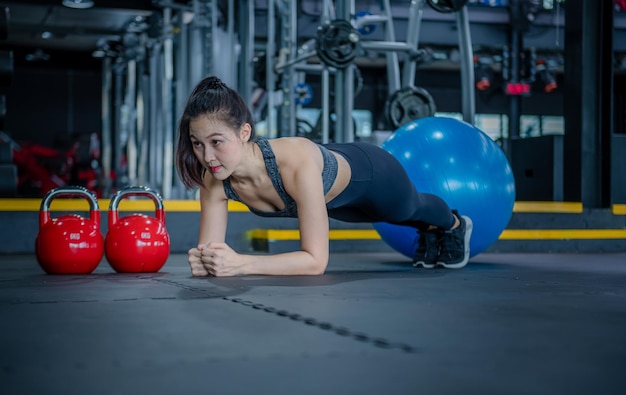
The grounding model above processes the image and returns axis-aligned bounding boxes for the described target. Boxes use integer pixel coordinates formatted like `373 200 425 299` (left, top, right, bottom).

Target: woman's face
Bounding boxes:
188 116 250 180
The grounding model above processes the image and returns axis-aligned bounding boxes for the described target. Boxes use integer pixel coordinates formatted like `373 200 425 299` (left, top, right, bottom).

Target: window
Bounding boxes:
435 112 508 142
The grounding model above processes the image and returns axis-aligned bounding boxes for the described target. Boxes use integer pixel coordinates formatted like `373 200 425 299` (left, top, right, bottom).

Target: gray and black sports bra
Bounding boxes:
222 137 338 217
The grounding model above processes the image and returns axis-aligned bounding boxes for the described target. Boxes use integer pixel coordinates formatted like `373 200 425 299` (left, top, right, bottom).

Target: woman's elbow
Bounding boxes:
307 256 328 275
299 247 328 275
309 266 326 276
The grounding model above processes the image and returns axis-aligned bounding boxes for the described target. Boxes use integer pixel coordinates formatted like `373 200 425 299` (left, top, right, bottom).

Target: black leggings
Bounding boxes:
325 142 455 231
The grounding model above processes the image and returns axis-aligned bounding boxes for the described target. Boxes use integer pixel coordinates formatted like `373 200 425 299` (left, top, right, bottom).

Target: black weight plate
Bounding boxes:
426 0 468 13
385 86 436 129
315 19 360 69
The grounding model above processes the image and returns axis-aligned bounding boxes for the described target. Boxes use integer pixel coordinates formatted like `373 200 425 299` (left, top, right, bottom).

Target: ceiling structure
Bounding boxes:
0 1 562 57
0 0 175 57
1 1 624 73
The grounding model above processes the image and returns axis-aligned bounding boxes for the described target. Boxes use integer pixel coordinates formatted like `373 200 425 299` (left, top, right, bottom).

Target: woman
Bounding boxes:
175 76 472 277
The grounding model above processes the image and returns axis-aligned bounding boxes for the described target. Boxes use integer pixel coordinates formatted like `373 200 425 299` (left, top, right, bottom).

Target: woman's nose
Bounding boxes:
203 148 216 164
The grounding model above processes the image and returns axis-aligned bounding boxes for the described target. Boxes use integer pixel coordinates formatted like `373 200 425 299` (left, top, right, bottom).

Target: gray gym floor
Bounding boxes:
1 251 625 395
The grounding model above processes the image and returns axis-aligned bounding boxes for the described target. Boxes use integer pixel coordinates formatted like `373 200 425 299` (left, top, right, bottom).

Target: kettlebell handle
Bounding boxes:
39 186 100 229
108 186 166 227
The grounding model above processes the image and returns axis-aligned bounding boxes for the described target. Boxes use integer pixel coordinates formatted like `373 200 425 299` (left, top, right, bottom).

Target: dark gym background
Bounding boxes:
1 2 626 394
0 0 624 204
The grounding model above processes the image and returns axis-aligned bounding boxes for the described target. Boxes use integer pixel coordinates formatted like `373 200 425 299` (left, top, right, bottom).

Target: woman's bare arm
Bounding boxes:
200 141 331 276
197 178 229 245
188 178 229 276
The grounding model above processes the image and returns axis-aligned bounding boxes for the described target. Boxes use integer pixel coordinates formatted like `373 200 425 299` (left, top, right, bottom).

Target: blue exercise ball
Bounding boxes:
373 116 516 258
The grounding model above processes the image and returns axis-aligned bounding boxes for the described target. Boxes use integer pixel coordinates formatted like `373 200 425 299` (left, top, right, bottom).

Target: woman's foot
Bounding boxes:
412 229 440 269
437 213 473 269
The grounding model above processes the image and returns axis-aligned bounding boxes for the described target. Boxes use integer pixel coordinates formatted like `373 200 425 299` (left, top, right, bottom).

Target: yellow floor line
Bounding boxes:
0 199 248 212
2 198 624 241
499 229 626 240
249 228 626 241
249 229 382 241
0 199 624 217
513 201 583 213
613 204 626 215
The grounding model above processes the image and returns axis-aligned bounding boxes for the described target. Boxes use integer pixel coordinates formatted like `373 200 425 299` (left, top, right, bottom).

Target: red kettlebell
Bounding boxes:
105 186 170 273
35 186 104 274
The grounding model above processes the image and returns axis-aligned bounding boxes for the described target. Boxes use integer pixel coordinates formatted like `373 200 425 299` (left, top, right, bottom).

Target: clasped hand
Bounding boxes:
188 242 245 277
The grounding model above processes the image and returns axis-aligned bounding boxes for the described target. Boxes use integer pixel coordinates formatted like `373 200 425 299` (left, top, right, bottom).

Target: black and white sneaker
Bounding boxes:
412 229 440 269
437 212 473 269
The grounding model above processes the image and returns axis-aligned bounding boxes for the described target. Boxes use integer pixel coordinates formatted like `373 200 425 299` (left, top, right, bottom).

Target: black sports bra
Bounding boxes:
222 137 338 217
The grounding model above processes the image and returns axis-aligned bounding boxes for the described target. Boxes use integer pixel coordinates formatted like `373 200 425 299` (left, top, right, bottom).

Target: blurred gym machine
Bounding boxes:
264 0 474 143
98 0 252 199
0 6 16 197
506 0 565 201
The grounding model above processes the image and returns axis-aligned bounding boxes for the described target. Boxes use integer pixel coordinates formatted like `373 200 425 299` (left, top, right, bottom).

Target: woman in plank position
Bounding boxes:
176 76 472 277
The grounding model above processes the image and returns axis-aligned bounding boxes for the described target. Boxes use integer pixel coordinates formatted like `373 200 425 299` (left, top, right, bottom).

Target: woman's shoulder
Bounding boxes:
267 137 323 174
267 136 318 152
201 171 227 195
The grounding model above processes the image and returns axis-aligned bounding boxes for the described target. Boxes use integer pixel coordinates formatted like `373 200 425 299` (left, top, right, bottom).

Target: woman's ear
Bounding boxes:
239 123 252 142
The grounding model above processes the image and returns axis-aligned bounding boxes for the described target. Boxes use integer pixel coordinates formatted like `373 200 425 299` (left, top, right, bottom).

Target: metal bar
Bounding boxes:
173 10 188 197
125 59 138 186
266 0 276 137
137 58 148 187
148 43 162 190
381 0 400 94
278 0 297 137
360 41 416 53
456 5 475 124
113 60 125 188
206 0 216 77
293 63 334 73
175 12 189 122
353 14 389 26
189 0 205 87
162 7 174 199
318 0 333 143
321 0 334 22
274 51 317 73
238 0 255 108
287 0 298 137
401 0 424 88
315 0 334 143
321 68 330 144
334 0 354 143
101 57 113 196
224 0 236 86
